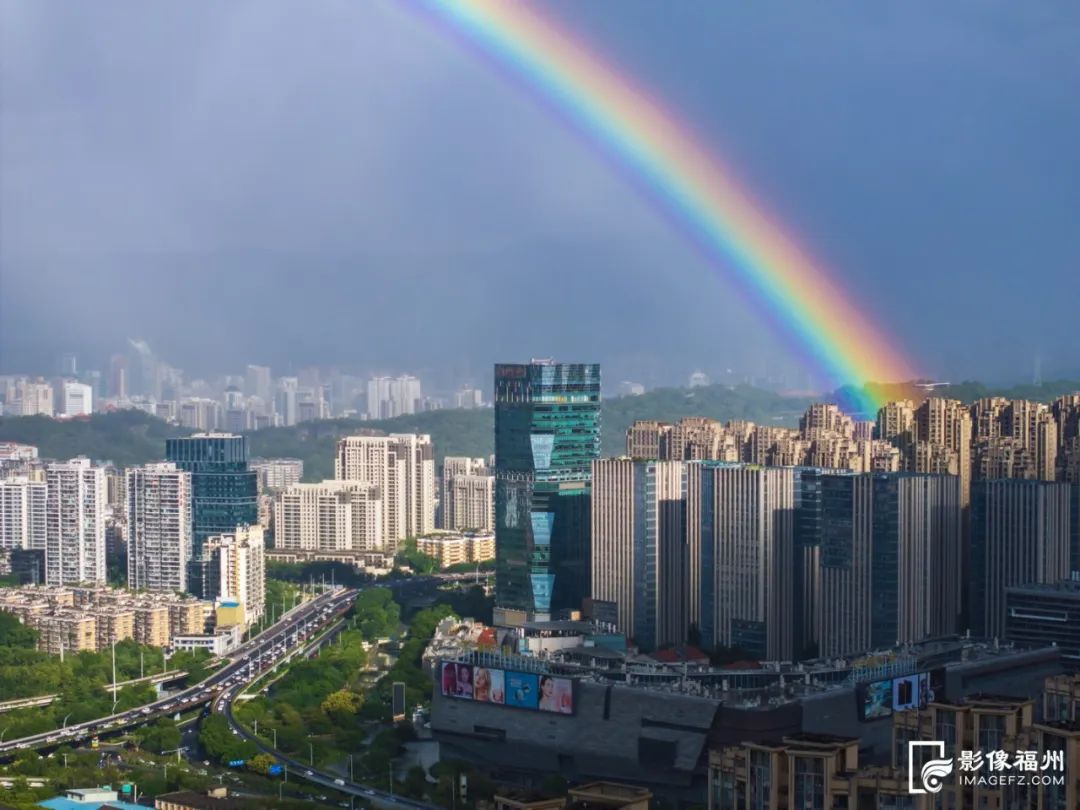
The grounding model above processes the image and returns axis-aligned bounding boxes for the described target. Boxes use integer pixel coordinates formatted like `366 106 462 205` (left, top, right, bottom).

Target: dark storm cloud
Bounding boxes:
2 0 1078 385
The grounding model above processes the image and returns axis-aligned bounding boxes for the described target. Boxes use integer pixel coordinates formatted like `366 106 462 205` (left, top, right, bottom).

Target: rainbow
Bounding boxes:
410 0 916 415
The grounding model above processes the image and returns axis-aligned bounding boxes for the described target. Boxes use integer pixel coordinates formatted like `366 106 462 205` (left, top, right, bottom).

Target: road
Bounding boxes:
218 626 437 809
0 587 356 758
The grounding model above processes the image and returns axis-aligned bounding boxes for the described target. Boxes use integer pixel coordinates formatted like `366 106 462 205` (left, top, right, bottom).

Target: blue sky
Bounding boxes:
2 1 1077 389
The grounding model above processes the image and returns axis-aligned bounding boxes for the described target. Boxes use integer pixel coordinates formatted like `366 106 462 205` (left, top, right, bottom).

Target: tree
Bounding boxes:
0 611 37 649
199 714 255 764
321 689 362 719
136 717 181 754
247 753 278 776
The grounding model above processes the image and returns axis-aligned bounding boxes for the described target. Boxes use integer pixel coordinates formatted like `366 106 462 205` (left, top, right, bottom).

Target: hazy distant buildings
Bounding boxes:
126 463 192 592
970 479 1072 639
45 458 107 585
494 361 601 625
273 480 383 553
60 382 93 417
7 379 54 417
250 458 304 491
0 477 47 551
453 387 485 409
276 377 299 427
591 458 687 651
244 365 272 406
367 375 422 420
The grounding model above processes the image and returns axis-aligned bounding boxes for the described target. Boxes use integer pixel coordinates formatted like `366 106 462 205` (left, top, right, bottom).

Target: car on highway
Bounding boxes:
305 770 313 777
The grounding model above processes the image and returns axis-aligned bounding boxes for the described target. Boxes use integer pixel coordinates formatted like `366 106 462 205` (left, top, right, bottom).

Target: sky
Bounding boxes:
2 0 1078 391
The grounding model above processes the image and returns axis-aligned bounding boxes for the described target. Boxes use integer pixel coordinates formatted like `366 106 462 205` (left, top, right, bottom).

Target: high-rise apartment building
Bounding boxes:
0 477 47 551
126 463 192 592
690 463 796 659
335 434 433 551
493 361 601 624
591 458 687 651
390 434 435 538
45 458 107 585
440 457 493 532
969 479 1072 639
204 525 266 625
273 480 383 552
276 377 298 427
814 472 962 657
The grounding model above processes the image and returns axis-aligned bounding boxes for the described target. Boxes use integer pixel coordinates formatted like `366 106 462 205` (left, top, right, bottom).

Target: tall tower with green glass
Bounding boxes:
493 361 601 625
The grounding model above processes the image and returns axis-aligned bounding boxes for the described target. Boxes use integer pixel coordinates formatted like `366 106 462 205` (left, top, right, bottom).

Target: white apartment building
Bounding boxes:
274 480 383 553
440 457 494 532
335 434 434 551
250 458 304 491
45 458 107 585
206 525 266 625
126 463 192 592
0 477 48 551
60 382 94 417
9 379 54 417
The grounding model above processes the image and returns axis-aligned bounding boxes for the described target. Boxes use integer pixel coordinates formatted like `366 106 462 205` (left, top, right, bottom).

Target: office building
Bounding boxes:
274 480 383 552
45 458 107 585
250 458 304 491
494 361 601 624
815 472 962 657
591 458 687 651
970 479 1072 639
204 525 266 625
60 381 93 417
126 463 193 592
441 457 494 532
689 463 795 659
164 434 257 556
0 476 47 551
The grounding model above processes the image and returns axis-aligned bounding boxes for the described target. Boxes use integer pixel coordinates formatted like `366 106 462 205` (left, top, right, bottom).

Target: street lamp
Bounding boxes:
62 713 72 729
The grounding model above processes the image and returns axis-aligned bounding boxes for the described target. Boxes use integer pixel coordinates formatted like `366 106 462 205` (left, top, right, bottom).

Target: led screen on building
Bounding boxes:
440 662 573 715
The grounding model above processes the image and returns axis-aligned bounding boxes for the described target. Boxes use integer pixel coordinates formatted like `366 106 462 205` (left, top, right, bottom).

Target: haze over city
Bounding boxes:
3 0 1079 387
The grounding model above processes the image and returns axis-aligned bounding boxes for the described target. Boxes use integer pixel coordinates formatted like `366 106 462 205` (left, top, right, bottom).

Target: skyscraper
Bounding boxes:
815 471 962 657
0 477 47 552
493 361 601 625
45 458 107 585
164 433 257 596
126 463 192 592
969 479 1072 639
591 458 686 651
691 463 796 659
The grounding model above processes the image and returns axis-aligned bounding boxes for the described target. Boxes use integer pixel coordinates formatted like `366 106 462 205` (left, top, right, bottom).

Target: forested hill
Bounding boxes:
2 380 1077 481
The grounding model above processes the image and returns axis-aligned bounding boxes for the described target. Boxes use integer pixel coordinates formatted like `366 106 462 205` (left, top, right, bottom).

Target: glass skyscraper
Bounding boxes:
493 361 600 624
165 433 257 597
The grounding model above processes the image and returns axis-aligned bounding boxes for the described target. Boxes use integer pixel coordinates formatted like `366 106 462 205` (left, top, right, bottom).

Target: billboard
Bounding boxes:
441 661 573 715
858 671 936 721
